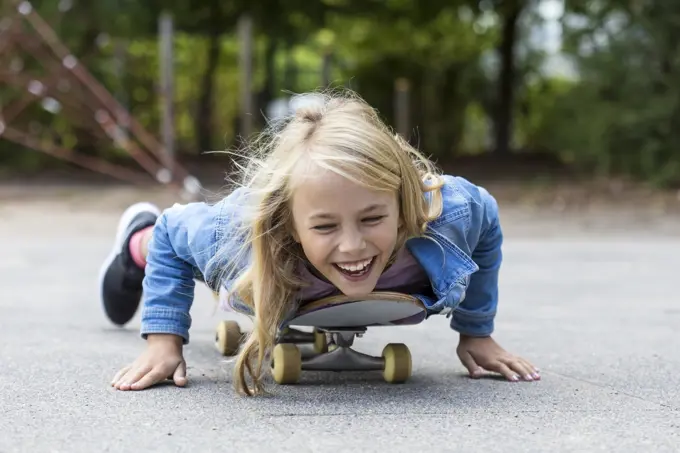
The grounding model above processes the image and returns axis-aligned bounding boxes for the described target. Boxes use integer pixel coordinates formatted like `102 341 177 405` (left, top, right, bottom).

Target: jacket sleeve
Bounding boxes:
449 183 503 337
139 189 246 344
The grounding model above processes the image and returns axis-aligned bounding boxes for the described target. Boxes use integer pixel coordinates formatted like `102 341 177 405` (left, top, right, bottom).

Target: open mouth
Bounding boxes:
333 256 376 280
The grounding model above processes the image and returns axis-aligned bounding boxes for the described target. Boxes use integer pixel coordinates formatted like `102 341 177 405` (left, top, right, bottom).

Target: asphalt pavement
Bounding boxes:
1 187 678 452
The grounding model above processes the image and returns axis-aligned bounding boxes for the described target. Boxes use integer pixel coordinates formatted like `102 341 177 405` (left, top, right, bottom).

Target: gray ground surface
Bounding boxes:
1 184 679 452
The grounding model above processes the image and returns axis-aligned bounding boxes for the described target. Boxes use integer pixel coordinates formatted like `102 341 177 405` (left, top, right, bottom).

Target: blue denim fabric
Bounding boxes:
140 175 502 343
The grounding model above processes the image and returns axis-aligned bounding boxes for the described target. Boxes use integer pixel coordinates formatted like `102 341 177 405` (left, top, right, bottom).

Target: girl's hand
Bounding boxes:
456 335 540 382
111 334 187 391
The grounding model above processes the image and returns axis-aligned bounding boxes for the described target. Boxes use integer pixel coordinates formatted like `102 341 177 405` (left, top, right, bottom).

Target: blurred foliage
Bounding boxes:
1 0 680 186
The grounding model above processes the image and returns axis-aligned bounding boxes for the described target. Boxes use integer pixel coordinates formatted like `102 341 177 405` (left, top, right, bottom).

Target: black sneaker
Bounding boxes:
98 202 161 326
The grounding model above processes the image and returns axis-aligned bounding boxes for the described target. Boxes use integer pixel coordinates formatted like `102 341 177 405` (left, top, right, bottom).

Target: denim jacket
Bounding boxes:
140 175 503 344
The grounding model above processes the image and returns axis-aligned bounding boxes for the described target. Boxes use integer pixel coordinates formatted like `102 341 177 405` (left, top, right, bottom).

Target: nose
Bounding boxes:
337 227 366 254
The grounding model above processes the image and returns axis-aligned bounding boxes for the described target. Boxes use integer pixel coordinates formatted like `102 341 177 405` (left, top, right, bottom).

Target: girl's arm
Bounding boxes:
450 179 540 382
139 188 247 344
449 181 503 337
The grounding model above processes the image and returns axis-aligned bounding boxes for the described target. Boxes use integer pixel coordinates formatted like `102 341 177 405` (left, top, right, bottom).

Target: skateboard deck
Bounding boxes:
288 292 427 328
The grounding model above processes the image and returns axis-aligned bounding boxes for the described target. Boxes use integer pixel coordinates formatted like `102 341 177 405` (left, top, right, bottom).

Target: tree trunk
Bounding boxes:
195 7 222 153
256 38 278 128
493 1 522 156
283 41 297 92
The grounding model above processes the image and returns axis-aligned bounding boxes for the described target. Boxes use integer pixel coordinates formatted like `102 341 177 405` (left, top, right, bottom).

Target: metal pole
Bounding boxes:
159 11 175 181
114 38 129 141
394 77 410 140
238 13 253 139
321 50 332 87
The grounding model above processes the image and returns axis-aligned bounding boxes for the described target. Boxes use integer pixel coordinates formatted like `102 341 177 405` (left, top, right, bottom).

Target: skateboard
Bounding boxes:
214 291 427 385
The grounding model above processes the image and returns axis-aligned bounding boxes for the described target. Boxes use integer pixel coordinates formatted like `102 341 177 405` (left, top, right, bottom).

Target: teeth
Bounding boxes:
337 258 372 272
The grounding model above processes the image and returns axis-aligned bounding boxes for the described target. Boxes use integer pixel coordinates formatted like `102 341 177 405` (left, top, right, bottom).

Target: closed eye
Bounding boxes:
311 224 336 231
363 215 386 224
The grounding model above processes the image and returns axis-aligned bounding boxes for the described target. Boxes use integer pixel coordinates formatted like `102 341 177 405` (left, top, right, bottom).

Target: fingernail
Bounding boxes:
525 374 533 381
511 374 519 381
532 373 541 379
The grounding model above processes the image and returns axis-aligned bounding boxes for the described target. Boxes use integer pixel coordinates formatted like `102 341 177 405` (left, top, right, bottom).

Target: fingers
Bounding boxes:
111 365 131 386
496 357 541 382
457 349 484 379
492 361 520 382
520 358 541 380
466 354 541 382
112 361 187 391
114 365 152 391
130 367 171 391
111 365 142 390
173 361 188 387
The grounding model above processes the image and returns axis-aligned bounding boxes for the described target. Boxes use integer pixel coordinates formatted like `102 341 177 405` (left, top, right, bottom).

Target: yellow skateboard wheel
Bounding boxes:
313 328 328 354
215 320 242 356
382 343 411 383
271 343 302 384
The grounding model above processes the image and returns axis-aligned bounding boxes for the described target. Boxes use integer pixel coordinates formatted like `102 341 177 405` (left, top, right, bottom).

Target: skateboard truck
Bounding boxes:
295 328 385 373
271 326 411 385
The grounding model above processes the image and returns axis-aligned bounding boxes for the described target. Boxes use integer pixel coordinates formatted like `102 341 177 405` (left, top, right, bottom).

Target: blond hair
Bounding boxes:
216 89 444 396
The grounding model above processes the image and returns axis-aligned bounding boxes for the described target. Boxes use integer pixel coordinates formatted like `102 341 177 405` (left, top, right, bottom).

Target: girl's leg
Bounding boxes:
140 227 153 258
115 208 221 311
128 225 153 268
98 202 161 326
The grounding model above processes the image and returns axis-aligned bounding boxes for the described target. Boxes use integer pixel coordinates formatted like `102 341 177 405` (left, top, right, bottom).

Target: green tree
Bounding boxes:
546 0 680 185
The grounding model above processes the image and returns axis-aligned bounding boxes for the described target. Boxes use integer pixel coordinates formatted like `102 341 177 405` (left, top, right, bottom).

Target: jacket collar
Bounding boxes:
406 228 477 299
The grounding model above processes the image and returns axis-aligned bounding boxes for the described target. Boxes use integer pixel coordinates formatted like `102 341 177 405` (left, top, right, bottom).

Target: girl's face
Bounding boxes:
290 168 400 297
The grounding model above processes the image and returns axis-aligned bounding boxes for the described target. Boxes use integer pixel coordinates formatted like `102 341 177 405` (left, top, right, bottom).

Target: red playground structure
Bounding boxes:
0 0 202 198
